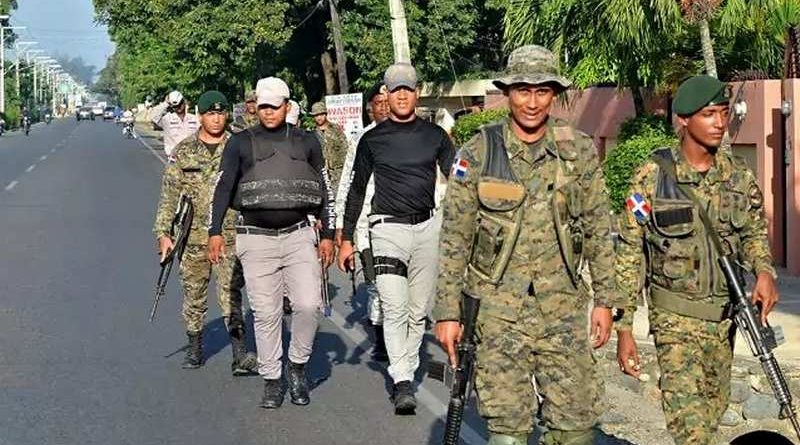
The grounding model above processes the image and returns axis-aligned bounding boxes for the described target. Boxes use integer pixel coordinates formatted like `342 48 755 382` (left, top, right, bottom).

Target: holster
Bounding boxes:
360 248 376 284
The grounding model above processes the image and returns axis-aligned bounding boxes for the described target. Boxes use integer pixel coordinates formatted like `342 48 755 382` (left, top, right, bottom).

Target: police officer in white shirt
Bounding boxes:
149 91 201 160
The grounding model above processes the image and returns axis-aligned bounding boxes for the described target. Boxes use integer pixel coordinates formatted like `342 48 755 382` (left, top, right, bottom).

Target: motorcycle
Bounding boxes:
44 113 52 124
23 116 31 136
0 120 5 136
122 122 135 139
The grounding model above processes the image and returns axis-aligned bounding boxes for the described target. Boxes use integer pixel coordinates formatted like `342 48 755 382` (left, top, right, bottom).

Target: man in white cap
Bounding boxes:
208 77 335 410
338 63 455 415
149 90 201 159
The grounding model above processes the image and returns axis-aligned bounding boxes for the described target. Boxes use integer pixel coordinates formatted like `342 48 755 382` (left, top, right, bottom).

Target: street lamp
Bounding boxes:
0 24 26 113
13 41 36 98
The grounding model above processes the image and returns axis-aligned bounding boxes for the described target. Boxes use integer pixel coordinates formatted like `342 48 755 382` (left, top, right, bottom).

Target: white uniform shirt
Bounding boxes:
149 102 200 157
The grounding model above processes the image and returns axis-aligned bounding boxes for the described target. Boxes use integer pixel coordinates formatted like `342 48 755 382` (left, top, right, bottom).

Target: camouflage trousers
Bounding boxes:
651 308 734 445
179 242 245 333
474 291 601 439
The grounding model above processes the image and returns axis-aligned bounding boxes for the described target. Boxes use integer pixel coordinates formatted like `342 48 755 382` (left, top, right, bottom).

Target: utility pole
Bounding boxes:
388 0 411 64
328 0 349 93
0 22 26 114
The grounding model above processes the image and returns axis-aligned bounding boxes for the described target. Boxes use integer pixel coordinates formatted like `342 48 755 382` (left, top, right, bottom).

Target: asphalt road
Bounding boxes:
0 119 493 445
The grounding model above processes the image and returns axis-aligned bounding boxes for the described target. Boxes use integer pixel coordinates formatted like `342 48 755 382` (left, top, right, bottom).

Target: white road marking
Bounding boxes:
139 135 167 165
4 180 18 191
50 148 56 153
39 155 47 161
327 308 485 445
25 164 35 173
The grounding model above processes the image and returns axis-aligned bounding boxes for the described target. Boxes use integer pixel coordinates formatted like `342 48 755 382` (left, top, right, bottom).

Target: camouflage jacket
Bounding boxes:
432 117 617 323
615 145 775 329
316 122 348 185
230 113 259 133
153 132 238 246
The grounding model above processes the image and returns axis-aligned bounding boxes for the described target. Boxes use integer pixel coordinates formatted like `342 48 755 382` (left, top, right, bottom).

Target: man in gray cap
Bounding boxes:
433 45 618 445
310 101 349 188
208 77 335 410
615 75 778 445
338 63 455 415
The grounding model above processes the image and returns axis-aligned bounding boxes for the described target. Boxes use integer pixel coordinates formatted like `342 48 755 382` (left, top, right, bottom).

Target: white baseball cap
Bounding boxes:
167 91 184 106
256 77 290 107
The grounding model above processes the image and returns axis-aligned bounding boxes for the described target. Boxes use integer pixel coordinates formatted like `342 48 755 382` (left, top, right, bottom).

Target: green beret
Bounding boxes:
673 75 729 116
197 90 228 114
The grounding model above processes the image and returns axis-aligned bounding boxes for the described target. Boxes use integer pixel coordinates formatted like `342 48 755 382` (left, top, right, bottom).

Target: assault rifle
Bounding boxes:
720 255 800 440
150 195 193 322
428 293 481 445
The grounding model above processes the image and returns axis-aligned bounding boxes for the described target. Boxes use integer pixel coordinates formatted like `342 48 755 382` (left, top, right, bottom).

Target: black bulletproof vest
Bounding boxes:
233 128 324 211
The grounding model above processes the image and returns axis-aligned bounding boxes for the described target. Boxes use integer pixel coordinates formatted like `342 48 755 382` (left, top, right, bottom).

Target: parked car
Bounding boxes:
92 105 104 118
103 106 116 120
78 107 93 121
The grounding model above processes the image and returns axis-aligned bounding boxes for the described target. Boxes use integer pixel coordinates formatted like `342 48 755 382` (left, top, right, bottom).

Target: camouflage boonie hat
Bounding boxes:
310 101 327 116
244 89 257 103
493 45 571 91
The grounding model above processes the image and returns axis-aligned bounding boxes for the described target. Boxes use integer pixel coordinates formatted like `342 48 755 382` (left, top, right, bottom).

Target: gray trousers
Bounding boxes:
368 213 441 383
236 226 321 379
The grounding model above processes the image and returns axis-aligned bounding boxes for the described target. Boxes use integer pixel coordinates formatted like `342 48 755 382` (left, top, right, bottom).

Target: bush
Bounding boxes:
617 113 673 143
603 131 677 212
452 108 508 145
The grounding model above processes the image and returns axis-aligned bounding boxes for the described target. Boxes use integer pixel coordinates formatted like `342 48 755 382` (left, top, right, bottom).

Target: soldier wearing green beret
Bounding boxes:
433 45 618 445
153 90 257 375
310 100 349 188
615 75 779 445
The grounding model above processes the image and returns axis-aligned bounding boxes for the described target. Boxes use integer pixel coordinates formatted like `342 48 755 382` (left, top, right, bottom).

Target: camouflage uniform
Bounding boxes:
231 112 259 133
616 145 775 445
316 122 348 188
153 133 244 333
434 117 617 441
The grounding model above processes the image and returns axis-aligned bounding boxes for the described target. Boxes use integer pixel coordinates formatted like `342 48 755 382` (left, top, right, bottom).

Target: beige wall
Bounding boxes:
786 80 800 275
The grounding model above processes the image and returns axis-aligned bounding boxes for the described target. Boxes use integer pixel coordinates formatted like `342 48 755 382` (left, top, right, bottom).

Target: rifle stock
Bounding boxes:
150 195 193 322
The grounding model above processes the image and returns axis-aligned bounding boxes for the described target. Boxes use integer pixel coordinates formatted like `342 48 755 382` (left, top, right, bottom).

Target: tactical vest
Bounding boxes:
233 128 324 211
646 148 750 320
467 123 585 287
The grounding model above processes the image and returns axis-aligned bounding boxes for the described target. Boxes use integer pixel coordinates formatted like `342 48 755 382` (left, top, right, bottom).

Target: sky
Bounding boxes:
10 0 114 77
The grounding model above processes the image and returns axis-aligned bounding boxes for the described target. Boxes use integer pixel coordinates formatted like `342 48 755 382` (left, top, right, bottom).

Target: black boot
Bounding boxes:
371 324 389 362
287 361 310 406
229 327 258 376
260 378 284 409
182 331 203 369
392 380 416 415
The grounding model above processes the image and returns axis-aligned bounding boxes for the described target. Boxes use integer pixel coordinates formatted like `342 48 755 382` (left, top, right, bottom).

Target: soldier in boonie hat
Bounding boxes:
493 44 571 91
309 101 327 116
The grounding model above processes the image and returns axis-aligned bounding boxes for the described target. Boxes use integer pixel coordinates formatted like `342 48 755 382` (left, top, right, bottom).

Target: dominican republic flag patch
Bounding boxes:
626 193 651 223
451 157 470 179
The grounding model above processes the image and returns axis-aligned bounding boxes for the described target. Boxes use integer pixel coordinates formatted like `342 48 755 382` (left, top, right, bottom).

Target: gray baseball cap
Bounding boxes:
493 45 571 91
384 63 418 92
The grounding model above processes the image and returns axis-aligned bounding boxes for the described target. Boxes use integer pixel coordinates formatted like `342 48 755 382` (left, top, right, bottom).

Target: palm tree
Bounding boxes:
680 0 723 78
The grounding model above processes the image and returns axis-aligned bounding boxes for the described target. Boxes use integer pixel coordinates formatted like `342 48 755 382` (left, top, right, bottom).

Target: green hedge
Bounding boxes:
617 113 672 143
452 108 508 145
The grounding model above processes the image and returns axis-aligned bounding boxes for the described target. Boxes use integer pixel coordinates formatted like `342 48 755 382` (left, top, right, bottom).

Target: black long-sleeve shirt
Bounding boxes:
209 124 335 239
343 117 455 241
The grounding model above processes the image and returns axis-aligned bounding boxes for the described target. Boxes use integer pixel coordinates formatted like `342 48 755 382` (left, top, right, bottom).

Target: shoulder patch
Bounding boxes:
553 126 574 142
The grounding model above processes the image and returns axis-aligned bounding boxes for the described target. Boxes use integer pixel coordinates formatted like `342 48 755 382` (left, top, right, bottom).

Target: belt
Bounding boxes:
649 286 733 322
236 220 310 236
369 210 434 228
